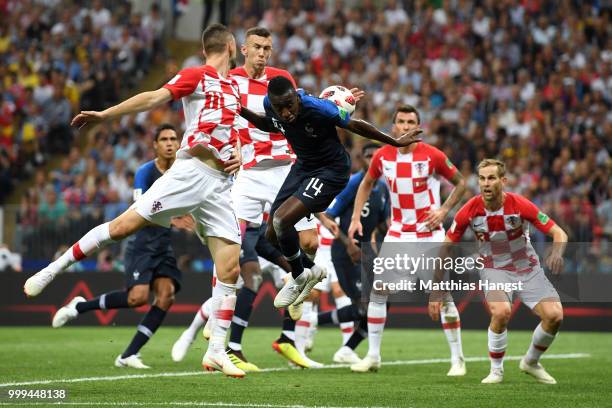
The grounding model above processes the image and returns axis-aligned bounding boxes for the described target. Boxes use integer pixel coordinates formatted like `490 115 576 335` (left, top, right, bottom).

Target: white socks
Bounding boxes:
525 323 556 364
488 327 507 370
295 301 313 353
208 280 237 352
335 295 354 344
367 292 388 358
440 301 464 364
50 222 113 273
185 298 211 340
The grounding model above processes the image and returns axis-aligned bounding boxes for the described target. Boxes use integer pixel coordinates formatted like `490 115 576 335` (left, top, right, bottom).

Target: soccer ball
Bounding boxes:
319 85 356 114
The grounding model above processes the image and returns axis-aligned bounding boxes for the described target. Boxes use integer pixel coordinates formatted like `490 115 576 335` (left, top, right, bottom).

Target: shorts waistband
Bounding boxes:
176 157 230 180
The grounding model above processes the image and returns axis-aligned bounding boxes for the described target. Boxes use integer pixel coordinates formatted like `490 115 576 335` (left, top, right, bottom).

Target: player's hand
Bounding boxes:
545 252 564 275
224 149 241 175
71 111 107 128
424 208 448 231
171 215 196 231
348 218 363 240
428 299 442 321
396 127 423 146
349 88 365 103
347 242 361 264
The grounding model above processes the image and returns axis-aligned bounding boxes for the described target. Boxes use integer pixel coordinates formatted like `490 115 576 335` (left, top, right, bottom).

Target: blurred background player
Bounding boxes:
24 24 245 378
240 77 422 314
317 142 391 364
432 159 567 384
52 124 189 369
349 105 467 375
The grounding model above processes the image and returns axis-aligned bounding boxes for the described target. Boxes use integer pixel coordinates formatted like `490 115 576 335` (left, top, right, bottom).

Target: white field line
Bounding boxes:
0 353 589 389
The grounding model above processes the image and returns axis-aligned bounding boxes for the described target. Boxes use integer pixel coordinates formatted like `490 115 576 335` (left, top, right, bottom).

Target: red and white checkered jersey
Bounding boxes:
317 220 335 248
229 66 296 169
163 65 240 163
369 143 457 239
447 192 556 273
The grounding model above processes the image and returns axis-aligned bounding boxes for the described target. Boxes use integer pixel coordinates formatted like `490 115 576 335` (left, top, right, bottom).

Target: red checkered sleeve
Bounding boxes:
430 146 457 181
368 147 384 179
163 67 202 100
515 195 555 234
446 199 473 242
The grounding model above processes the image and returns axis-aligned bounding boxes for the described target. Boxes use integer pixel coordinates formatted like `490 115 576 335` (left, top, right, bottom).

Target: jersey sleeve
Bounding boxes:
163 67 202 100
326 172 363 218
430 146 457 180
367 147 385 179
446 201 472 242
316 98 351 128
133 163 152 201
516 195 556 234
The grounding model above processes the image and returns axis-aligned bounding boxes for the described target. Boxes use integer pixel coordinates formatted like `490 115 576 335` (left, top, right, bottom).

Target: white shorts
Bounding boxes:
133 157 241 244
313 246 338 292
232 162 316 231
480 267 560 310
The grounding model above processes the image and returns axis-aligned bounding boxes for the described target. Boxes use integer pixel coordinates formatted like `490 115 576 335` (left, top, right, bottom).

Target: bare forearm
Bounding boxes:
240 107 276 132
346 119 401 147
103 89 170 119
441 179 466 213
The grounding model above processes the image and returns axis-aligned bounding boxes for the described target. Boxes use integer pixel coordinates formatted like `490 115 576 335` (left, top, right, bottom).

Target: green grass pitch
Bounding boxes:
0 327 610 407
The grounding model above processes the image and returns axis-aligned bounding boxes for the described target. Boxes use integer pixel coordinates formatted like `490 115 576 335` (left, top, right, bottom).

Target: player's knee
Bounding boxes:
265 223 278 245
299 233 318 256
127 290 149 307
490 304 511 324
155 289 175 310
544 307 563 329
272 214 287 235
331 285 345 299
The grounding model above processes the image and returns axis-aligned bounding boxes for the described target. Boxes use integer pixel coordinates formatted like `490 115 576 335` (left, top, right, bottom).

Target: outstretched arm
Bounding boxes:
240 106 277 133
344 119 422 147
71 88 173 128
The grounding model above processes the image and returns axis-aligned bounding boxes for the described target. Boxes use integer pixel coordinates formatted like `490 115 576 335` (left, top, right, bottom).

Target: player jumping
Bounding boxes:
429 159 567 384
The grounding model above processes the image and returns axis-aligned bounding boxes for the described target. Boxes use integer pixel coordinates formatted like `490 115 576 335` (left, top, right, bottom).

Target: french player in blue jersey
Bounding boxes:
51 124 191 369
239 76 422 311
316 143 391 363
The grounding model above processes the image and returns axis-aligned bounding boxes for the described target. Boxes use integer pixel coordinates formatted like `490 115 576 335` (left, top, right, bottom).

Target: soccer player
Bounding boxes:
430 159 566 384
172 27 319 371
316 142 391 364
24 24 245 377
51 124 187 369
240 78 422 312
348 105 467 375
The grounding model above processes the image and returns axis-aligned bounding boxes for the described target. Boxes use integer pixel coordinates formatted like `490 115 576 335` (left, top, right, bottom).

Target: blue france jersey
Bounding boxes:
326 170 389 260
263 90 351 171
127 160 172 254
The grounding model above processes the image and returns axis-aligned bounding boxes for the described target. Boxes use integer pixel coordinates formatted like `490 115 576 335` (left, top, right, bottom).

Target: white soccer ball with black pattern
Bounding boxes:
319 85 356 114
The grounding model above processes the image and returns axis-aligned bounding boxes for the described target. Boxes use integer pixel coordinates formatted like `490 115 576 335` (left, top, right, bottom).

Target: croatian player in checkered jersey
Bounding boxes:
348 105 467 375
430 159 567 384
24 24 247 378
171 27 327 371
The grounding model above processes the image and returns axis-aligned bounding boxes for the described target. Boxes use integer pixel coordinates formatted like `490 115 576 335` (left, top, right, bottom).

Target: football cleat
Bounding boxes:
227 349 260 372
171 329 195 362
292 265 327 306
202 348 245 378
298 350 323 368
350 354 381 373
115 354 150 369
52 296 85 328
272 340 310 368
202 318 212 341
481 368 504 384
519 358 557 384
288 302 303 321
24 267 58 297
447 359 467 376
274 272 307 308
333 346 361 364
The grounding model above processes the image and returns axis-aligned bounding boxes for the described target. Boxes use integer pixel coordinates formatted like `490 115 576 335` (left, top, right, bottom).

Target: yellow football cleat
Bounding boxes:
272 340 310 368
227 350 260 372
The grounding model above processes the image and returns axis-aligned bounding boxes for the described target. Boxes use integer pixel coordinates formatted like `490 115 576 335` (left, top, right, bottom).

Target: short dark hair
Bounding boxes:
362 143 380 155
392 104 420 124
201 23 233 55
268 76 295 97
154 123 177 141
245 26 271 39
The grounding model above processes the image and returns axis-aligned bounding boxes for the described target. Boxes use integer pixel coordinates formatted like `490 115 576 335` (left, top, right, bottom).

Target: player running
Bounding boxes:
316 142 391 364
240 78 422 312
24 24 246 377
429 159 566 384
51 124 190 369
348 105 467 375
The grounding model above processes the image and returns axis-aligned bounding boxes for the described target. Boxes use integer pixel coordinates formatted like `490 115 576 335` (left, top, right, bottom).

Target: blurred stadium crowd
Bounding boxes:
1 0 610 271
